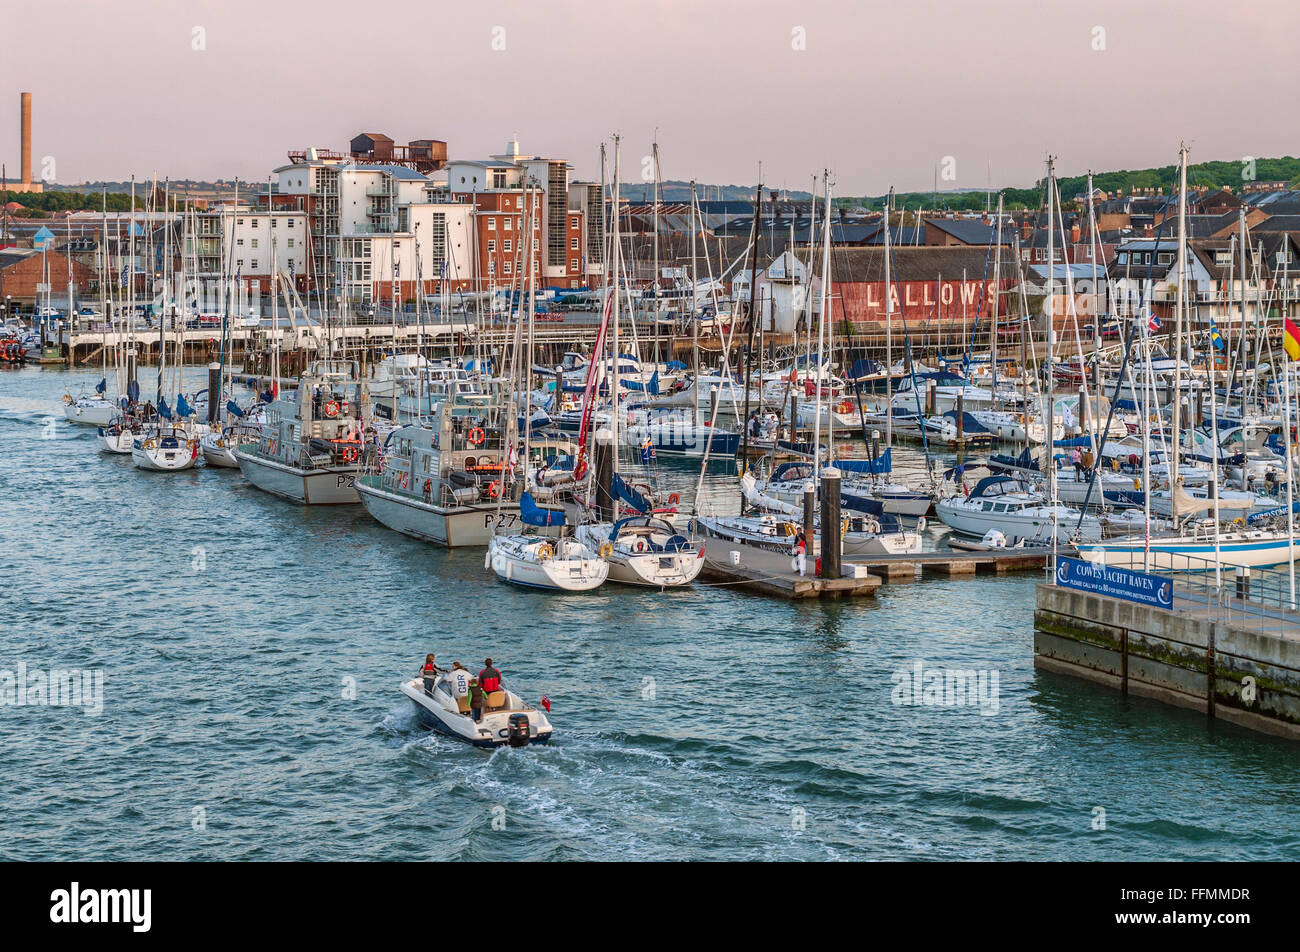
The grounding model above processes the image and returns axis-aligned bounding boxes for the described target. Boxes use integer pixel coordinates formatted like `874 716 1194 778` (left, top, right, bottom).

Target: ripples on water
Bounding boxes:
2 366 1297 861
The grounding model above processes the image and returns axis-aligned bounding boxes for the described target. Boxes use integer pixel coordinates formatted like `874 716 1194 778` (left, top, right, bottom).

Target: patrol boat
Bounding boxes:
234 360 365 504
400 670 553 748
357 388 529 546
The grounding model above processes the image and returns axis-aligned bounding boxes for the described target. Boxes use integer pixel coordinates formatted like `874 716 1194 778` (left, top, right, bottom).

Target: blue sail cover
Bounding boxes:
95 377 106 394
226 400 245 418
848 358 881 380
176 394 194 418
127 379 140 403
612 474 650 513
624 370 660 395
520 491 566 527
834 448 892 475
157 398 172 420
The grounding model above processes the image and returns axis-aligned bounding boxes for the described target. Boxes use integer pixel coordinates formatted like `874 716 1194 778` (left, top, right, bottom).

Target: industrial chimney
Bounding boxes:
20 92 32 185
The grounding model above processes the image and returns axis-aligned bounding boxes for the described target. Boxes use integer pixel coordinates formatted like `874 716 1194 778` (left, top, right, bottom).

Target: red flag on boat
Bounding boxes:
540 694 551 713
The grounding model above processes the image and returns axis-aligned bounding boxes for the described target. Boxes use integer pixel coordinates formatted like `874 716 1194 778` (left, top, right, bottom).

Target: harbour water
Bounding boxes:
2 365 1297 861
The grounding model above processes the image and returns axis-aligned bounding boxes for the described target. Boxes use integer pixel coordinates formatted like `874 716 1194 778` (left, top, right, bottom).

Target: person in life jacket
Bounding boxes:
478 659 503 696
792 530 808 577
467 678 487 722
420 654 444 696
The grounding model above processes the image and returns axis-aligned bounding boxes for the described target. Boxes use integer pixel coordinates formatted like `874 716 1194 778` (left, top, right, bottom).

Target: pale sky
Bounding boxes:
4 0 1297 195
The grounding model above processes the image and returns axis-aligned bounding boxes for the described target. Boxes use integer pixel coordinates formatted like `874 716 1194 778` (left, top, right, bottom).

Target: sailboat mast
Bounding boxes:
814 171 832 481
1045 158 1057 569
884 187 894 448
1172 146 1187 488
610 138 622 503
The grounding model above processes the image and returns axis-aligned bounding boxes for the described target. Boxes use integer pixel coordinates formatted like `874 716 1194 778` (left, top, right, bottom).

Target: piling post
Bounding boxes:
926 380 936 417
207 362 221 424
820 466 842 579
802 482 816 545
956 392 965 442
594 427 615 521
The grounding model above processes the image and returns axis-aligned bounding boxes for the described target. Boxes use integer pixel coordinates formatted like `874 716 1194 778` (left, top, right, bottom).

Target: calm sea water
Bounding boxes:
2 365 1297 861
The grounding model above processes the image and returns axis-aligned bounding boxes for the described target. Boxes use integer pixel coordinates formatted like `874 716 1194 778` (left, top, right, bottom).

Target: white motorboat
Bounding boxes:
234 360 366 505
96 417 142 454
935 474 1102 544
575 515 704 587
400 674 552 748
486 533 609 591
131 424 199 471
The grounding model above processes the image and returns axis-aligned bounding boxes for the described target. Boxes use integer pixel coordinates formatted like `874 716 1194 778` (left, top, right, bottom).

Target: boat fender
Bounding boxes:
467 427 486 446
863 518 879 535
484 551 492 569
598 542 614 559
916 515 926 533
781 522 796 537
424 478 432 496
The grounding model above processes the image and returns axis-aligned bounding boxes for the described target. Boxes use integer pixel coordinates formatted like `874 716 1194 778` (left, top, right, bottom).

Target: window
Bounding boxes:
287 238 294 248
237 259 244 268
571 217 579 229
272 218 278 228
251 239 259 249
487 239 496 253
488 261 495 275
251 220 259 228
1157 252 1173 265
503 239 512 253
503 261 512 275
571 237 579 250
287 219 295 228
504 217 511 231
237 218 245 226
236 238 244 246
487 218 495 230
571 258 579 271
249 260 258 270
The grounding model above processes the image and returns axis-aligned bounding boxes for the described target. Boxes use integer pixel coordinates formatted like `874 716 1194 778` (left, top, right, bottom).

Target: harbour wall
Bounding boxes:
1033 583 1300 741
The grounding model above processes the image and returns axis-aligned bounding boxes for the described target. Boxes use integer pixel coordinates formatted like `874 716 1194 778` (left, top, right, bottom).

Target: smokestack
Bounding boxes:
20 92 32 185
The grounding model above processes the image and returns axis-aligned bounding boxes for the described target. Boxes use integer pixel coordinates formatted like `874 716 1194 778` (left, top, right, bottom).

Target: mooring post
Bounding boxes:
802 482 816 546
594 427 615 522
820 467 841 579
207 362 221 424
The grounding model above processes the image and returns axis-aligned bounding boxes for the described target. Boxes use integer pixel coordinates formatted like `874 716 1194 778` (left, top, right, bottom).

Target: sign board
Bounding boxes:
1055 556 1173 609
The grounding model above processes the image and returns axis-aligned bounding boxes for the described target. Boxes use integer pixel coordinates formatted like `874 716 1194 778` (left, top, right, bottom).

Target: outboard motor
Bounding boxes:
507 713 531 748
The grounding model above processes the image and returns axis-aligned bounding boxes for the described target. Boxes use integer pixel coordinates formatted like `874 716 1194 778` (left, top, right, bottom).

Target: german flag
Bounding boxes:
1286 317 1300 361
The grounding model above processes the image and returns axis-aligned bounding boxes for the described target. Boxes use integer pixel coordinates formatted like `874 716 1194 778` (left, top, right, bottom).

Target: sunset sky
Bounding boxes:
4 0 1296 195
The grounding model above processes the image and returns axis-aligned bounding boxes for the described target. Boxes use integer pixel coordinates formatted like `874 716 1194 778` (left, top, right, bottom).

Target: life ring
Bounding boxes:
598 542 614 559
424 478 432 495
343 446 358 463
143 439 156 450
667 492 680 507
836 400 854 415
324 400 340 418
400 471 410 490
467 427 486 446
486 480 502 499
537 543 554 561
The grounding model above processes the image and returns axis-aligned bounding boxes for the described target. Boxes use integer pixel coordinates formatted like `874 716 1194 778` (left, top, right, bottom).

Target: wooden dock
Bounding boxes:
844 549 1050 582
699 540 1050 599
700 541 882 599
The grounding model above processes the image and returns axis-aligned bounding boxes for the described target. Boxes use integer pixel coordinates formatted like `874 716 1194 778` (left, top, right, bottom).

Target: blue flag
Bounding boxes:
1209 318 1225 351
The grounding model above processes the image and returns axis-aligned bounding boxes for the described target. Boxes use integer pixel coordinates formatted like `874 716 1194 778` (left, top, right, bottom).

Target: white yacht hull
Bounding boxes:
1079 533 1299 571
487 536 608 591
64 401 118 426
200 434 240 468
131 441 197 471
96 429 136 454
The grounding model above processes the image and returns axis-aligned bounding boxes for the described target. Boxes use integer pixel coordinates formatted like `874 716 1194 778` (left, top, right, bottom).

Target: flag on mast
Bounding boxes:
1285 317 1300 361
